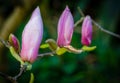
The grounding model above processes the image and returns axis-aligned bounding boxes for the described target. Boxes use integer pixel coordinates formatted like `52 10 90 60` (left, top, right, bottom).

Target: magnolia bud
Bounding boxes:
9 34 20 53
20 6 43 63
57 6 74 47
81 15 92 46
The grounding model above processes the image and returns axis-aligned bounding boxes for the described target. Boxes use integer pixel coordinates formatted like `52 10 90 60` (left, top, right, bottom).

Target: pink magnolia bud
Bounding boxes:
20 6 43 63
9 34 20 53
57 6 74 47
81 15 92 46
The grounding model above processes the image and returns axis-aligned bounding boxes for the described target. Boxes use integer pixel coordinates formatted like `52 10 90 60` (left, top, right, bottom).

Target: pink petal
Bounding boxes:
57 6 74 47
20 6 43 63
81 15 92 46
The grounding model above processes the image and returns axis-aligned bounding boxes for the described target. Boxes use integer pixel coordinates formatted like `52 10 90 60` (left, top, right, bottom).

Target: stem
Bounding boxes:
0 37 10 48
76 7 120 39
92 19 120 39
38 52 55 57
77 7 85 17
0 72 13 82
0 65 27 83
13 65 27 80
74 17 84 27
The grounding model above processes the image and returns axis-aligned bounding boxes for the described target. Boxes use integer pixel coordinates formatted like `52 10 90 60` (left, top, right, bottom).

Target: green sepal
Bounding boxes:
81 46 96 52
24 62 32 70
29 73 34 83
9 46 24 65
40 43 49 49
56 47 67 55
45 39 58 51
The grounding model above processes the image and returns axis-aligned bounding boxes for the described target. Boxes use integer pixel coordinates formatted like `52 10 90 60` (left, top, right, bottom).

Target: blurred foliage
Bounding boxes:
0 0 120 83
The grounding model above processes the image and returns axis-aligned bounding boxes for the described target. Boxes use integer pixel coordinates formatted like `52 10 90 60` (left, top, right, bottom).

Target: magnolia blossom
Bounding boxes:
81 15 92 46
20 7 43 63
9 34 20 53
57 6 74 47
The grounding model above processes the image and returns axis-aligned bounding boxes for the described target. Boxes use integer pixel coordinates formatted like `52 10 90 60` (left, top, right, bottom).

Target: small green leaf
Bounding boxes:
81 46 96 52
24 62 32 70
40 43 49 49
56 47 67 55
29 73 34 83
46 39 58 51
9 46 24 65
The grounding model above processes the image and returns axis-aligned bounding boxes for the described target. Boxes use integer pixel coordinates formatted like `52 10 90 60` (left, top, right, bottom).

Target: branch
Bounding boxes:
0 72 14 83
75 7 120 39
92 19 120 39
77 7 85 17
74 7 85 28
38 52 55 57
0 37 10 48
13 65 27 81
74 17 84 27
0 65 27 83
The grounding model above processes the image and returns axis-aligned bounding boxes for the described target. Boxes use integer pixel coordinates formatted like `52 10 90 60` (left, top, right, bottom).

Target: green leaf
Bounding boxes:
46 39 58 51
81 46 96 52
56 47 67 55
9 46 24 65
29 73 34 83
40 43 49 49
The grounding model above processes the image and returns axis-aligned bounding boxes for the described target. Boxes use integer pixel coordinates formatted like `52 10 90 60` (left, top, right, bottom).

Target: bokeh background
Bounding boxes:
0 0 120 83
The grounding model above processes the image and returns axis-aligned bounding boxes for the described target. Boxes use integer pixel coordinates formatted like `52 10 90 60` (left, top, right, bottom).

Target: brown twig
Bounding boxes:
0 65 27 83
0 72 14 83
0 37 10 48
75 7 120 39
92 19 120 39
38 52 55 57
74 17 84 27
77 7 85 17
13 65 27 81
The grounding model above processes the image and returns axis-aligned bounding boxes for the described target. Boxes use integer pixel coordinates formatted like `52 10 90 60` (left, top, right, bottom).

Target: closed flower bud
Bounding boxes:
20 6 43 63
57 6 74 47
81 15 92 46
9 34 20 53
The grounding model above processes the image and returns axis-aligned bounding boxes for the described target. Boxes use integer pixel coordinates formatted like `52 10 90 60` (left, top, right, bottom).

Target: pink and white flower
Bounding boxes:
81 15 92 46
20 7 43 63
57 6 74 47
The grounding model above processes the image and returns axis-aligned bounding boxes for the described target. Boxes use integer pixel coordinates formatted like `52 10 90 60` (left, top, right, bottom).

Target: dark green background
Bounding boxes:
0 0 120 83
